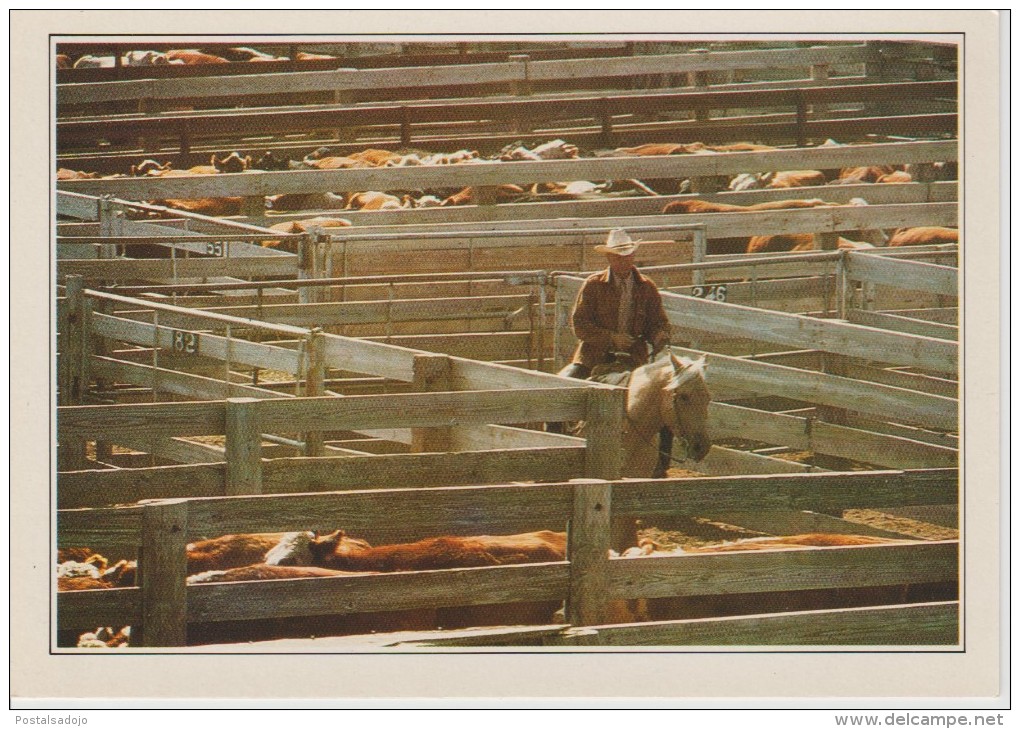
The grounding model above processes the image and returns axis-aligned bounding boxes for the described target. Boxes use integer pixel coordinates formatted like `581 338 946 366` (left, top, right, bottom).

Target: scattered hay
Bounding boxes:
842 509 959 541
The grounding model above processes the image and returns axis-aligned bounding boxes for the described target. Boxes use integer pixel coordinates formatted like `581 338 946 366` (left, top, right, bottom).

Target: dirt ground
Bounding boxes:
656 456 958 547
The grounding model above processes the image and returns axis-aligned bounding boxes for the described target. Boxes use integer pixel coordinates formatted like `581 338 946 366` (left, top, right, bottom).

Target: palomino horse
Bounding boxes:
583 351 712 477
587 351 711 551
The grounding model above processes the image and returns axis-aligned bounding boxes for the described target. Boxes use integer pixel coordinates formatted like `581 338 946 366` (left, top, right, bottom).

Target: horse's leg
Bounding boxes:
653 428 674 478
547 363 591 433
610 516 640 554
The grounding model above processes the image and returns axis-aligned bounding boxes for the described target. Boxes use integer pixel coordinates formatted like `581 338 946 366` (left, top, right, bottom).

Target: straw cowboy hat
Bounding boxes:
594 228 641 256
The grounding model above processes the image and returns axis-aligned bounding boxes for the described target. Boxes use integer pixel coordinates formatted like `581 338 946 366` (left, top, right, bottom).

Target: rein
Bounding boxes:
661 436 691 465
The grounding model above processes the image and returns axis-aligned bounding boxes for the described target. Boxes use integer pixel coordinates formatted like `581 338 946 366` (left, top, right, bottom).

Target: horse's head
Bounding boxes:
662 354 712 462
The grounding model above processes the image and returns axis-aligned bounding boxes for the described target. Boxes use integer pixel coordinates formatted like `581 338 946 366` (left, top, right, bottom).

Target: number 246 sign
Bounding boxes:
690 284 728 301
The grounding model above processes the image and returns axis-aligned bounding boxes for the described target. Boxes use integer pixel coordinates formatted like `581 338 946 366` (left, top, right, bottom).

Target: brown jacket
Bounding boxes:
570 268 671 369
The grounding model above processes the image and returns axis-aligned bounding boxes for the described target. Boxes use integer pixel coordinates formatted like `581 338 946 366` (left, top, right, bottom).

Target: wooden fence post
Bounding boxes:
584 386 633 553
864 40 888 83
225 398 263 495
584 386 625 479
91 204 116 461
399 105 413 147
810 49 831 117
303 329 326 457
692 228 708 287
836 251 855 320
688 49 710 117
90 288 114 465
297 234 316 306
509 54 531 96
61 276 85 405
509 54 532 134
816 231 841 251
241 196 265 226
139 500 189 646
795 89 809 148
411 353 453 452
553 276 575 372
596 107 614 152
863 41 889 117
59 276 88 471
565 479 612 628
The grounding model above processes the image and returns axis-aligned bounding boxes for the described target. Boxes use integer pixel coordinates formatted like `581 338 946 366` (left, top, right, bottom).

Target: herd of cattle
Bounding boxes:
57 47 339 69
57 137 959 254
58 527 955 647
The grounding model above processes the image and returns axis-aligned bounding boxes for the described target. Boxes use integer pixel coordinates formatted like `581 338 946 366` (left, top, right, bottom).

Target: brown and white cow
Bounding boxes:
264 217 352 251
57 168 100 180
153 198 244 216
58 559 136 592
661 198 837 215
745 234 875 254
225 47 287 62
612 142 775 157
264 192 347 212
829 165 905 185
346 191 405 211
298 529 568 572
441 185 526 206
500 139 580 162
729 170 828 191
295 51 337 61
187 564 367 584
166 49 230 65
184 532 310 574
888 226 959 247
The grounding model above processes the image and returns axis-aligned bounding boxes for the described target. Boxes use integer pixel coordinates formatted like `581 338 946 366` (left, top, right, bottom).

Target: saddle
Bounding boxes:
588 351 638 386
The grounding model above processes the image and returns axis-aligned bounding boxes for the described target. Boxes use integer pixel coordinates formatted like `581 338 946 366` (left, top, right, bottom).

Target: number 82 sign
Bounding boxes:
167 330 199 355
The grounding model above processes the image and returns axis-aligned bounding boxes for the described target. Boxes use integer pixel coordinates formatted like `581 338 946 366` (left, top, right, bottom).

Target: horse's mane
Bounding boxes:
668 355 707 390
640 351 707 390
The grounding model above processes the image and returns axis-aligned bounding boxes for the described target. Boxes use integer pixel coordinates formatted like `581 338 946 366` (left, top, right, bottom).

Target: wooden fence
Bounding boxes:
57 279 606 471
57 381 608 507
56 467 959 647
56 44 880 108
57 79 955 155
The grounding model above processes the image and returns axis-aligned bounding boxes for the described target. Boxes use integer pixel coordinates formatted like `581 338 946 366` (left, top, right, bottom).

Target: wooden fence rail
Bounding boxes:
56 467 958 645
58 387 598 440
248 181 958 229
402 601 959 647
556 274 958 376
845 252 959 296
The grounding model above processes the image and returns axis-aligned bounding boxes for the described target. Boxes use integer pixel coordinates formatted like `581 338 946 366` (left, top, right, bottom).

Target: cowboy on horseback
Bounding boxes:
555 229 676 476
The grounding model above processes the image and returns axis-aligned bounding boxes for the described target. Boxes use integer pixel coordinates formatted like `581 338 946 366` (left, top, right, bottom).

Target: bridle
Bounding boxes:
662 388 694 464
